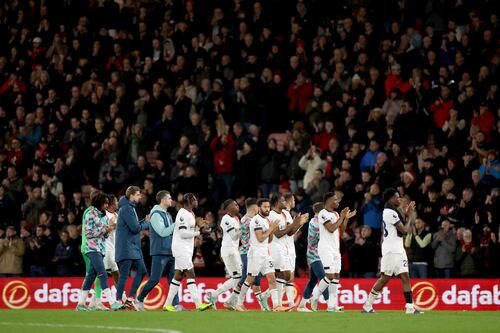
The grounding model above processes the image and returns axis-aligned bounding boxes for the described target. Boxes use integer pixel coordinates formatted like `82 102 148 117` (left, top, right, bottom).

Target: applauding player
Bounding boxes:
163 193 212 312
363 188 422 314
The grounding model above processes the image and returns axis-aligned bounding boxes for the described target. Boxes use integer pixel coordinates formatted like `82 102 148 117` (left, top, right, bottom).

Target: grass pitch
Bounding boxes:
0 310 499 333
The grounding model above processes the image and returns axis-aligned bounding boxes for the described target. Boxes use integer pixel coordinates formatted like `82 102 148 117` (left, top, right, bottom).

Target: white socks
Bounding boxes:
285 283 295 307
276 278 286 307
238 282 250 305
365 289 379 307
327 279 339 308
78 290 90 306
315 277 331 299
102 288 115 305
164 279 181 307
270 288 279 308
214 277 239 298
187 278 201 307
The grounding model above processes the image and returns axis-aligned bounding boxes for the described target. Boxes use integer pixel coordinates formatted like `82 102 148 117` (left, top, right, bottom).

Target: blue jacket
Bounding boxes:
149 204 175 256
115 196 148 261
361 195 383 229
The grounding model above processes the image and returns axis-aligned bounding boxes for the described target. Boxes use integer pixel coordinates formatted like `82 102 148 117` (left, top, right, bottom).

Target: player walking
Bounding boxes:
208 199 242 309
310 192 355 312
163 193 212 312
363 188 422 314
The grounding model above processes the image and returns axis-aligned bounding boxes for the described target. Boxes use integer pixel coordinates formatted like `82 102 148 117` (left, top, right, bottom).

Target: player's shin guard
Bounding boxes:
164 279 181 307
187 278 201 308
276 278 287 307
327 279 339 308
78 290 90 306
102 288 115 305
365 289 379 307
270 288 279 309
238 281 250 305
285 283 295 307
315 277 331 298
214 278 237 298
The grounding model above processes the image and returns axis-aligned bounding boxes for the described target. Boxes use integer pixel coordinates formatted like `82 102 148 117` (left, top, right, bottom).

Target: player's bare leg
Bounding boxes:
399 272 422 314
362 274 391 313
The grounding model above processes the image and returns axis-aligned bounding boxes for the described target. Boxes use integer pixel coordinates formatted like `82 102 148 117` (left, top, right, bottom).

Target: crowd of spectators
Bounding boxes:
0 0 500 278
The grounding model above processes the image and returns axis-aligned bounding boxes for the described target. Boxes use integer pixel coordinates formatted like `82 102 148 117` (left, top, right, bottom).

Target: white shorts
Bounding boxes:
174 255 194 271
318 250 341 274
270 246 293 272
104 250 118 272
288 254 296 272
221 250 242 277
247 255 275 276
381 252 408 276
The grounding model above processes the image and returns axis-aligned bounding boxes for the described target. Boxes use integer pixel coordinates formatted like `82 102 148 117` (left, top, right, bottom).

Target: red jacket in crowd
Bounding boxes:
385 74 411 97
210 133 236 174
430 98 454 128
288 79 313 114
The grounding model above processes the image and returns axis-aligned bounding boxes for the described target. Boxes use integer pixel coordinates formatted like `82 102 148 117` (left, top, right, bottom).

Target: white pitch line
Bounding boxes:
0 322 182 333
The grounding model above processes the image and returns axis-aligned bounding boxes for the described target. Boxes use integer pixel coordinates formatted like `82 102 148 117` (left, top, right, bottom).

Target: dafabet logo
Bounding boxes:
412 281 438 310
2 280 31 309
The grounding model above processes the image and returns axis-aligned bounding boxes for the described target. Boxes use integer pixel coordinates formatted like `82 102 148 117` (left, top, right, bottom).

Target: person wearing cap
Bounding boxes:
363 188 422 314
0 226 25 277
136 190 180 311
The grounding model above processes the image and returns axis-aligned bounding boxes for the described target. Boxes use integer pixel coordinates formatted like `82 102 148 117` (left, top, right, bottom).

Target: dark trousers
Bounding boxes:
116 258 147 300
409 262 428 278
303 261 329 300
82 252 109 291
435 268 452 278
138 255 178 305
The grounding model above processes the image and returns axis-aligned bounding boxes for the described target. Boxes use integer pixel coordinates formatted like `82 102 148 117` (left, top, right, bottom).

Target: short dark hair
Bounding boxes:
313 202 324 214
183 193 197 205
269 194 280 207
245 197 257 208
156 190 170 204
284 192 294 202
383 188 398 202
91 190 108 208
257 198 270 207
323 192 335 202
223 199 234 210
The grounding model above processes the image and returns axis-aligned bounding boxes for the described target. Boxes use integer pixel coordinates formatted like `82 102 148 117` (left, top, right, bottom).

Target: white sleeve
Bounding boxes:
383 209 401 226
223 216 239 240
319 211 332 225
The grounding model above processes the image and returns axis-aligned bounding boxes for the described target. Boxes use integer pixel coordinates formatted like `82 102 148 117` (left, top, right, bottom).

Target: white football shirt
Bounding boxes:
318 208 340 254
172 207 197 257
220 213 240 251
249 214 270 257
269 210 288 254
283 209 296 256
381 208 405 255
105 211 117 252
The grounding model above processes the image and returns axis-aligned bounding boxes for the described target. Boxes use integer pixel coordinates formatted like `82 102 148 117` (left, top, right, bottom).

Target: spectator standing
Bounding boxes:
52 230 74 276
405 218 432 278
432 220 457 278
0 226 25 277
456 229 482 277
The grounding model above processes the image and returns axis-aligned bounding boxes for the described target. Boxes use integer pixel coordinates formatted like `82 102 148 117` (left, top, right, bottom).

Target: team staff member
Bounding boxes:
115 186 149 310
136 191 180 310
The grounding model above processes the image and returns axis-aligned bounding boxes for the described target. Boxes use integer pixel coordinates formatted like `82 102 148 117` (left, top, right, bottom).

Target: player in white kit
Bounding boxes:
208 199 242 309
310 192 356 312
283 193 299 308
269 195 308 308
163 193 212 312
363 188 422 314
235 198 289 312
